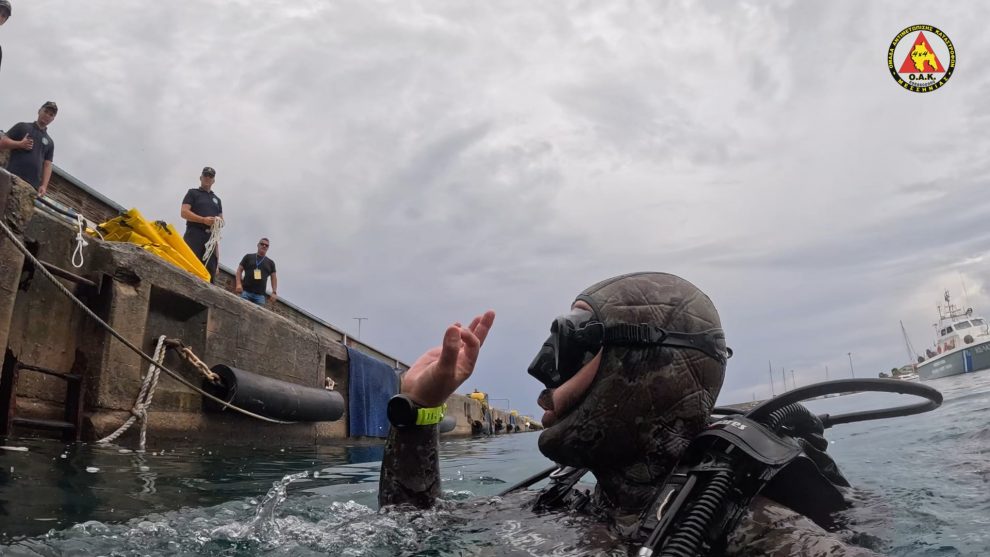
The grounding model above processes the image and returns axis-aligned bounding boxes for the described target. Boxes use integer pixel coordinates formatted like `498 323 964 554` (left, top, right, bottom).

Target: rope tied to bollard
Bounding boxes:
96 335 168 451
98 337 225 451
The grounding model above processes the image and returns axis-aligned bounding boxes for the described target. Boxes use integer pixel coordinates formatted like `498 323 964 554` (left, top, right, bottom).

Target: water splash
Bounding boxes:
211 470 309 544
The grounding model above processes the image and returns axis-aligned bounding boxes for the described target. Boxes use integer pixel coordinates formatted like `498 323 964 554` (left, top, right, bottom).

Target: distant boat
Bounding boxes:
914 290 990 380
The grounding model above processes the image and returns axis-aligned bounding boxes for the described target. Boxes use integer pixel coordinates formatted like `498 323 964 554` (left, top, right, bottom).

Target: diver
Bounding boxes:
378 272 885 555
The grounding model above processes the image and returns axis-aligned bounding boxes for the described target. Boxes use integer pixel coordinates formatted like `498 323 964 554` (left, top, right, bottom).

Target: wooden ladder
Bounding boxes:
0 348 86 442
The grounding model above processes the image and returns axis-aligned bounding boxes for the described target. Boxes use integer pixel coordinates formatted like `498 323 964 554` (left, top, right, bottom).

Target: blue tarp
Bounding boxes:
347 347 400 438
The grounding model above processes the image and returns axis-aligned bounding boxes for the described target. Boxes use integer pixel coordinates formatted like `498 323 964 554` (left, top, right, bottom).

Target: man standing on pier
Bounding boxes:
0 101 57 196
180 166 223 283
234 237 278 306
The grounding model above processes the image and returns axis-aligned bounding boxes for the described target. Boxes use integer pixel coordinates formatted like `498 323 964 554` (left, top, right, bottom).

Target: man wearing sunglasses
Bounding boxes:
234 238 277 306
377 272 880 555
180 166 223 283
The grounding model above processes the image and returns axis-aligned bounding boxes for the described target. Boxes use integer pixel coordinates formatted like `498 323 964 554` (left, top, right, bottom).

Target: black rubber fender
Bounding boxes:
205 364 345 422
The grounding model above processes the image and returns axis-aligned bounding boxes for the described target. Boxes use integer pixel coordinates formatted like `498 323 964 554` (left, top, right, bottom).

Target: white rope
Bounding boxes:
96 335 167 450
202 217 223 264
71 214 89 268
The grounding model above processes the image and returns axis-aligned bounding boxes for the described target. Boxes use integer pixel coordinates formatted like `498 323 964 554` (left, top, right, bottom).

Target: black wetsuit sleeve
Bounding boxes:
378 425 441 509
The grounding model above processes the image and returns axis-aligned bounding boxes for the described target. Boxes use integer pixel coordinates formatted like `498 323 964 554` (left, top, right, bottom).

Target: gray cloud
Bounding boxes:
3 1 990 418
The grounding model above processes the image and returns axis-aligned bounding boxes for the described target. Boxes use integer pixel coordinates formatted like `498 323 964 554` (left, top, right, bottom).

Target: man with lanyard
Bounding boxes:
234 237 277 306
180 166 223 283
1 101 57 196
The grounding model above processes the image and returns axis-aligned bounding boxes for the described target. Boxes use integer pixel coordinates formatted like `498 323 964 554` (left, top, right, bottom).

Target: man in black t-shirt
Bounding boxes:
1 101 57 195
180 166 223 283
235 237 277 306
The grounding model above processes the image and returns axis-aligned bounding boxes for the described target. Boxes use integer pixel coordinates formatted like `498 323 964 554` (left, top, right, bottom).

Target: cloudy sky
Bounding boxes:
3 1 988 419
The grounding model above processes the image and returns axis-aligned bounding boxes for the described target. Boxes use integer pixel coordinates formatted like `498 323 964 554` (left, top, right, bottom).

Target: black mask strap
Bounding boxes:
603 324 732 364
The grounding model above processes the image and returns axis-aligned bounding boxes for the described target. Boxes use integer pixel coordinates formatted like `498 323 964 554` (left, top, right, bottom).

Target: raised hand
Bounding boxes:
401 310 496 407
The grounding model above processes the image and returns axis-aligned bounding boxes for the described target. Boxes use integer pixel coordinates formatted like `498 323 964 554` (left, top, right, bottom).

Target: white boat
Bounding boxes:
914 290 990 380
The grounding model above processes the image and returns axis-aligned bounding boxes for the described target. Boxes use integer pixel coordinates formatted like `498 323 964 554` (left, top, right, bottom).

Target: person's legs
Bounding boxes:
183 227 217 283
240 291 266 305
183 228 207 260
205 252 218 283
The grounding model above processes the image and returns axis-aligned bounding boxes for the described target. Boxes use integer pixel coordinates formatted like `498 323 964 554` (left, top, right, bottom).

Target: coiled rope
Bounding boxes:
202 217 223 264
71 214 89 268
0 214 291 425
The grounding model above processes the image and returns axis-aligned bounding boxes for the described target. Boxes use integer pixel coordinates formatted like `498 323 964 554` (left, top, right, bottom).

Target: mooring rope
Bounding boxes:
96 335 167 450
0 214 291 425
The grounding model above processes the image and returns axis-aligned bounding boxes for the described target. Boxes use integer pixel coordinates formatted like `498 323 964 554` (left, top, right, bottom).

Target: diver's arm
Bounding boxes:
377 310 496 509
726 496 884 557
379 423 441 508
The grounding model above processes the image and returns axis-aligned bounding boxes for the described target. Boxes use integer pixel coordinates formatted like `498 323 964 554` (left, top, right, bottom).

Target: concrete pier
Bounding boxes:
0 167 538 445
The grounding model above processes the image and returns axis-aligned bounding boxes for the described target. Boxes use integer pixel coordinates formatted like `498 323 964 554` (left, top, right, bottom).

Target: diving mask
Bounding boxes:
527 307 732 389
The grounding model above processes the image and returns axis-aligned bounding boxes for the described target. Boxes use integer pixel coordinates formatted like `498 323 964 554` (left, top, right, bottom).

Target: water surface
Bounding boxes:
0 372 987 555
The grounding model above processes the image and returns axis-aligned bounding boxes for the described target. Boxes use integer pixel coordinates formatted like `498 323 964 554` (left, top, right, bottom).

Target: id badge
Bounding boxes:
253 269 262 280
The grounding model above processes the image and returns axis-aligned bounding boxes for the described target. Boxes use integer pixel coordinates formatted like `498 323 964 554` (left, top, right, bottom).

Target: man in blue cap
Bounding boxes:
1 101 57 196
180 166 223 283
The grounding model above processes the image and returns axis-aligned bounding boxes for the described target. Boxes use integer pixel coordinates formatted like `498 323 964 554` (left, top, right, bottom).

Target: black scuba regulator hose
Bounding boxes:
654 378 942 557
718 377 943 428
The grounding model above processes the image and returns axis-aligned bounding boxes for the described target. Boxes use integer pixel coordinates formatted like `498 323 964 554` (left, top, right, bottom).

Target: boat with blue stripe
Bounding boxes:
916 290 990 380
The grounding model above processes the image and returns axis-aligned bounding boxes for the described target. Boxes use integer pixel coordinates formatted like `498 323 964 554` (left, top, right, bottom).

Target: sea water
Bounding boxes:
0 372 987 555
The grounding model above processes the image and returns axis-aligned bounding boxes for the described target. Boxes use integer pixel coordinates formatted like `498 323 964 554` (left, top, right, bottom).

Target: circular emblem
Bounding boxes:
888 25 955 92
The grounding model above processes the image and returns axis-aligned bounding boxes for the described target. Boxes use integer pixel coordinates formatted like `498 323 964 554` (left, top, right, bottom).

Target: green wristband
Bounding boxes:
387 395 446 428
415 404 446 426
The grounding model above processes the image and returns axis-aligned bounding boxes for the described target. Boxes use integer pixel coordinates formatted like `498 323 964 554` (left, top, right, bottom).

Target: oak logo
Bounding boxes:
888 25 955 93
